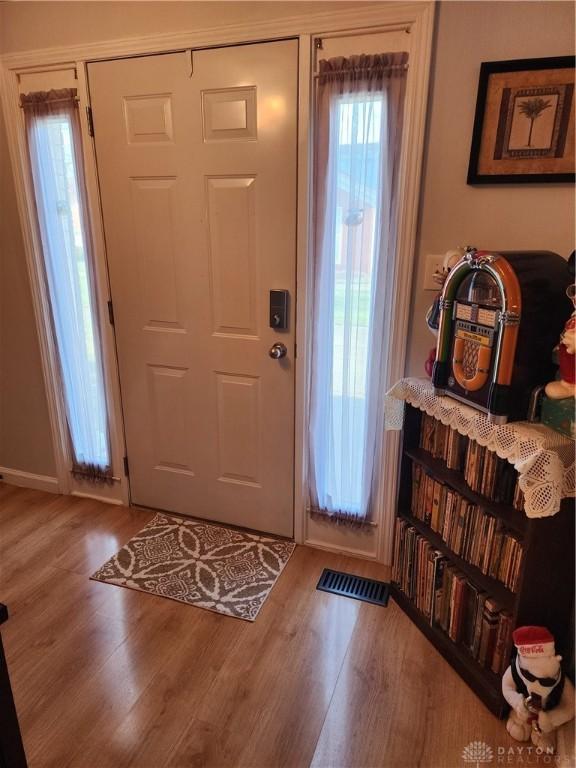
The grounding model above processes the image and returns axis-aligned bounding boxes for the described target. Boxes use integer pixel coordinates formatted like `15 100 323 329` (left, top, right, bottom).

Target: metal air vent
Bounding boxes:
316 569 390 607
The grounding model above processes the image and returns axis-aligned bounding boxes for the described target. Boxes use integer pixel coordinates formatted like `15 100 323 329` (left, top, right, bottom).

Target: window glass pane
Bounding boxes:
28 108 110 470
321 93 384 515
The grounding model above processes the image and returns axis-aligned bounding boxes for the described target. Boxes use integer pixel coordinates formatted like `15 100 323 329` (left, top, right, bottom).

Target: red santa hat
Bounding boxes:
513 626 556 658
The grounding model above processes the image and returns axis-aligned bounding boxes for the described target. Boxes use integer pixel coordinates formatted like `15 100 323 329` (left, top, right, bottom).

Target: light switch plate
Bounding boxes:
423 254 446 291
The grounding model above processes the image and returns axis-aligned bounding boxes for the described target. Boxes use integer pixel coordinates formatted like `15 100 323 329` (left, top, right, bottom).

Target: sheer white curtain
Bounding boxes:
308 53 408 523
23 89 111 480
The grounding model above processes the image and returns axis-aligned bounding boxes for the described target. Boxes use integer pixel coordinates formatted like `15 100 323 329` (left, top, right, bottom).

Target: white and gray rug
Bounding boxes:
91 512 295 621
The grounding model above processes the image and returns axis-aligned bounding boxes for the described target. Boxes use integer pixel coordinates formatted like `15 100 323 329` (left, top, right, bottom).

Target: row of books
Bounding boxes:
411 464 524 592
419 414 525 511
392 519 514 676
464 440 525 511
420 414 467 468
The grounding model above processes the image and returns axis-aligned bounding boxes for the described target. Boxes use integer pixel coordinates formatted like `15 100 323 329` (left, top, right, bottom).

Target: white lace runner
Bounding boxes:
385 377 575 519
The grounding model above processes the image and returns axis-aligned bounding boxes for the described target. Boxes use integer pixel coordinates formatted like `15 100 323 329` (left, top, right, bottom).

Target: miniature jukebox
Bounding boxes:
432 247 572 423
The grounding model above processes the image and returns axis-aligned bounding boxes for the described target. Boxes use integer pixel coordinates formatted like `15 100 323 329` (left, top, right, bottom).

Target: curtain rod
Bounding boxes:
315 24 411 45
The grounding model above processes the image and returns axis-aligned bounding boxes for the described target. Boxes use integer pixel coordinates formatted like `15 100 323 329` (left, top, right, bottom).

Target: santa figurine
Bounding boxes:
502 626 575 753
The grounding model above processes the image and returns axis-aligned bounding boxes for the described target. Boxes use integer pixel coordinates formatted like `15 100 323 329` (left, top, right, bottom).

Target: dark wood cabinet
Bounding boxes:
390 404 575 718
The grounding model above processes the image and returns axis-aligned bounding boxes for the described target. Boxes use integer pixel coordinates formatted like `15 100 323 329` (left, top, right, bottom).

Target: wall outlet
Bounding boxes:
423 254 446 291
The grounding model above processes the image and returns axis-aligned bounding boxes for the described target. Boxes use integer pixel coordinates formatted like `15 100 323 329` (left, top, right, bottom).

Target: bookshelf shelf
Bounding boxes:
391 403 575 719
405 447 526 537
398 511 516 611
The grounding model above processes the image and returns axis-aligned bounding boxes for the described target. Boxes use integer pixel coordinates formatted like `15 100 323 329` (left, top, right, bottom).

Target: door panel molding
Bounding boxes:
130 176 184 330
202 88 257 142
124 93 174 144
147 363 195 476
206 175 258 337
215 372 262 488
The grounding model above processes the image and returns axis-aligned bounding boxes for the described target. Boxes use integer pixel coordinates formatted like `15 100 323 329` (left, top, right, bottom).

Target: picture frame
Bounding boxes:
467 56 575 184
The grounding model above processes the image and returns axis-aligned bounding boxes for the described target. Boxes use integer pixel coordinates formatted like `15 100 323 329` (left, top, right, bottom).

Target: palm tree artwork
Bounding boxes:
517 96 552 148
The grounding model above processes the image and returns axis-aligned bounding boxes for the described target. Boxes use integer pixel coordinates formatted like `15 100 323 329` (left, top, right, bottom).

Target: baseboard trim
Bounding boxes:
0 466 59 493
304 538 379 562
70 490 123 506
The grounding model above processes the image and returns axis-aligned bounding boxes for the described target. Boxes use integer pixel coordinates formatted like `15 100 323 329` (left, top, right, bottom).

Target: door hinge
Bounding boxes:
107 299 114 326
294 342 297 359
123 456 129 477
86 106 94 137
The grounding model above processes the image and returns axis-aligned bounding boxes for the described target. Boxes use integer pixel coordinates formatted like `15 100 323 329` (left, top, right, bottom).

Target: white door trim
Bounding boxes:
296 11 435 561
0 4 433 69
0 1 434 557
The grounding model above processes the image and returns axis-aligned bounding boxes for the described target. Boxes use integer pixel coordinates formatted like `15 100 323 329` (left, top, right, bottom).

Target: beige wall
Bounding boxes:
407 0 576 376
0 105 56 476
1 1 574 477
0 1 373 53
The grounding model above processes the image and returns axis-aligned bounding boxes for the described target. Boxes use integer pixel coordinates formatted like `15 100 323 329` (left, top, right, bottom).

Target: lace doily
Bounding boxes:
385 377 575 519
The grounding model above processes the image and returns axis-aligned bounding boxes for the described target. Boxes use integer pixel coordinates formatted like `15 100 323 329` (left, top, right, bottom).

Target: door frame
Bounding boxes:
0 2 435 560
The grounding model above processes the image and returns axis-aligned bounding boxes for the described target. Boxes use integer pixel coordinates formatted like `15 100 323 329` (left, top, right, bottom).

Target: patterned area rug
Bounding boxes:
91 512 295 621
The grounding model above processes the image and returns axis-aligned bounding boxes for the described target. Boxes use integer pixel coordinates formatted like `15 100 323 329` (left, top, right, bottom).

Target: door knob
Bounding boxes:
269 343 288 360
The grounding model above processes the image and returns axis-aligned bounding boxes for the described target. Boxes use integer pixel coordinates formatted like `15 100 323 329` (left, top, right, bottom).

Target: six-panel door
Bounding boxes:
88 41 297 536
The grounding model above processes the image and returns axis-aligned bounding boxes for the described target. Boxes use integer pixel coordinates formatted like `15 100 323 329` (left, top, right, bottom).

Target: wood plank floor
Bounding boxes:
1 483 573 768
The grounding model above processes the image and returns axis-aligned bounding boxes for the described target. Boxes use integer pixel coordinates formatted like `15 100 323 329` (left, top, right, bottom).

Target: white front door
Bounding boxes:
88 41 297 536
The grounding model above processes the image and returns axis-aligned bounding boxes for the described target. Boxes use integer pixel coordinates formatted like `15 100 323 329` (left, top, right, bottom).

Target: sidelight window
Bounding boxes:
308 53 408 523
22 89 111 480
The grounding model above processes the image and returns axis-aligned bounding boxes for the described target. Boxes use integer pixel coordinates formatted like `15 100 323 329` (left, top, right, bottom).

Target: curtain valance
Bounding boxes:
317 52 409 91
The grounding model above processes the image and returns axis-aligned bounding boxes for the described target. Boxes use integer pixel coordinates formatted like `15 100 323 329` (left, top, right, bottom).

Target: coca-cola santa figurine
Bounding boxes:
545 252 576 400
502 626 575 753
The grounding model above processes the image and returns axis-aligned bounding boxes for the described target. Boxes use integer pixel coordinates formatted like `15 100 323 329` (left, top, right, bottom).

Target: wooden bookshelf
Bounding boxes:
404 447 527 537
390 403 575 718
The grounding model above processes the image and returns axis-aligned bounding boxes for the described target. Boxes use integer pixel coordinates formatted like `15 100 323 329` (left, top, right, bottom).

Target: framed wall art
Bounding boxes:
467 55 575 184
